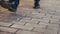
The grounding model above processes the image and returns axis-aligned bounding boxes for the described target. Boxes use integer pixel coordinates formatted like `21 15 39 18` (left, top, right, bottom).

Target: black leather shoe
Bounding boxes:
6 2 17 12
33 6 40 9
8 7 17 12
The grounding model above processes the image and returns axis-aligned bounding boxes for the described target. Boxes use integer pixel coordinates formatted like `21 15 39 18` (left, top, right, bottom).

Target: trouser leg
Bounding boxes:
33 0 40 9
8 0 19 12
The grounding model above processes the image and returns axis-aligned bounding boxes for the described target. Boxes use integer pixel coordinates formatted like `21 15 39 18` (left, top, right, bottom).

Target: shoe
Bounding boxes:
8 7 17 12
5 2 17 12
33 6 40 9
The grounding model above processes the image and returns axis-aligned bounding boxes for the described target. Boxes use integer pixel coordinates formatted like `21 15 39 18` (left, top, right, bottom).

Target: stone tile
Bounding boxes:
0 0 60 34
16 30 43 34
11 24 33 30
25 23 46 28
0 31 12 34
39 18 49 23
50 19 60 24
0 26 17 33
43 13 52 18
0 22 12 27
39 22 49 27
46 24 59 31
28 18 40 24
13 21 26 25
29 13 46 19
20 18 31 23
33 27 46 33
51 15 60 19
44 29 58 34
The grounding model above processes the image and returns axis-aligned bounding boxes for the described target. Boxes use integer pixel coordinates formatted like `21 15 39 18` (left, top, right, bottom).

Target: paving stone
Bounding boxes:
20 18 31 23
22 17 32 20
39 18 49 23
43 29 58 34
0 0 60 34
0 31 12 34
29 13 46 18
44 14 52 18
16 30 43 34
33 27 46 33
11 24 33 30
51 15 60 19
54 11 60 16
28 18 40 24
50 19 60 24
41 17 52 21
0 22 12 27
39 22 49 27
13 21 26 25
47 11 56 15
25 23 46 28
0 26 17 33
33 24 58 34
46 24 59 31
31 11 42 15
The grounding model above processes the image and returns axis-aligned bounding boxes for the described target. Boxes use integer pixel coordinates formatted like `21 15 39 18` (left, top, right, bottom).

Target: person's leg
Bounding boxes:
0 1 15 10
33 0 40 9
0 0 9 8
0 0 19 12
0 0 17 11
8 0 19 12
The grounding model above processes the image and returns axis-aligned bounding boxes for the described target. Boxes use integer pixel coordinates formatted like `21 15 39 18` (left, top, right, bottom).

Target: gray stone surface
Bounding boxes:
0 0 60 34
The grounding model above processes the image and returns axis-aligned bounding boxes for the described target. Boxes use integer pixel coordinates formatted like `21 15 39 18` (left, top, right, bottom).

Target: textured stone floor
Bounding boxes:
0 0 60 34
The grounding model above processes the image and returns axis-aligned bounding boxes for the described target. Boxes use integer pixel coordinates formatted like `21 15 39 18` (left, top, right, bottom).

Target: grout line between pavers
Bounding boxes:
9 23 15 27
13 29 20 34
37 21 40 24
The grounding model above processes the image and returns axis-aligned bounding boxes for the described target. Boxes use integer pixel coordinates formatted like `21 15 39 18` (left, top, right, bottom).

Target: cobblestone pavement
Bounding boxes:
0 0 60 34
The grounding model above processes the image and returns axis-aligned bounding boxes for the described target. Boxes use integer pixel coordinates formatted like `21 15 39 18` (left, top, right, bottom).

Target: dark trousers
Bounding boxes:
0 0 19 12
34 0 40 6
9 0 19 10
